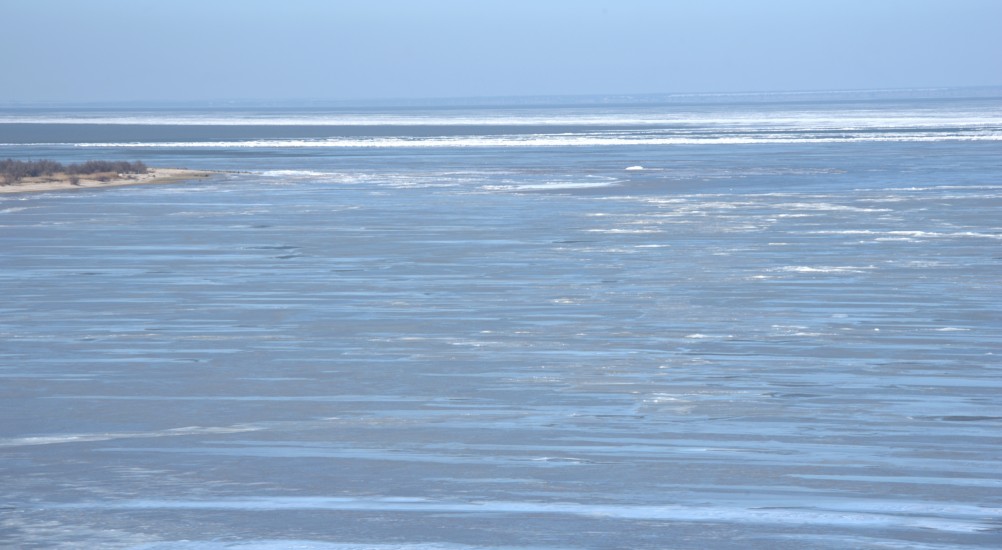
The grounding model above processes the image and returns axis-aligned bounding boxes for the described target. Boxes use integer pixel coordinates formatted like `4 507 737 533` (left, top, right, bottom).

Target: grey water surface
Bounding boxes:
1 94 1001 548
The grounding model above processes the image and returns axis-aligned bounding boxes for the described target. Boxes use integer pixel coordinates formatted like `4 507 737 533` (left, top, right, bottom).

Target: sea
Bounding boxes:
1 89 1001 549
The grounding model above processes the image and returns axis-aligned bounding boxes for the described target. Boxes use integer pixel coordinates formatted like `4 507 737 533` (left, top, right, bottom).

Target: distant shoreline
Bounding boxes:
2 85 1000 110
0 168 218 194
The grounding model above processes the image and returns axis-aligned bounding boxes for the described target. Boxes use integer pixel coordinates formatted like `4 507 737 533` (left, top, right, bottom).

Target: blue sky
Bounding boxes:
2 0 1000 102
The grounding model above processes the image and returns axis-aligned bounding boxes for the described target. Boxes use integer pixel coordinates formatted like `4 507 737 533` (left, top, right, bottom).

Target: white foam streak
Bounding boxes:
131 543 503 550
771 265 876 274
66 132 1002 149
3 107 1001 128
483 180 617 191
56 496 998 532
0 425 261 447
807 229 1002 240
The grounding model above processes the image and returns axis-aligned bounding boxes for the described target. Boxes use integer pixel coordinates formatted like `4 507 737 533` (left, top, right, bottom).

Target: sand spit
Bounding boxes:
0 168 218 194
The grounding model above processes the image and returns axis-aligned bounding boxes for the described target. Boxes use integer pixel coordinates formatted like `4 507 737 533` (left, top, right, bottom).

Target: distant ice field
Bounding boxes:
2 95 1000 148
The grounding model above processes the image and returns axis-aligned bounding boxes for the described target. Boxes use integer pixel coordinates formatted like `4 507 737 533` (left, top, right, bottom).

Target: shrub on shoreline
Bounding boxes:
1 159 148 185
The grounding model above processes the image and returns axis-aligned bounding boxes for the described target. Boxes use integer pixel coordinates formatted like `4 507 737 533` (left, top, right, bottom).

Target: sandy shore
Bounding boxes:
0 168 218 194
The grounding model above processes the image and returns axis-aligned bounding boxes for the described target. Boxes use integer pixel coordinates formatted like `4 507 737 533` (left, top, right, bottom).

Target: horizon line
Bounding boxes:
3 85 1002 109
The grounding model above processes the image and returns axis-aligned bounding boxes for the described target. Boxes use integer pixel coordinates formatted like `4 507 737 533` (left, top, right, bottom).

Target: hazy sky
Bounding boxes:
2 0 1000 103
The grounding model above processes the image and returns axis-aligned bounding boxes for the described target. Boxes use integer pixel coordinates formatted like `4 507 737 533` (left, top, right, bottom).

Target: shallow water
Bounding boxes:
1 94 1001 548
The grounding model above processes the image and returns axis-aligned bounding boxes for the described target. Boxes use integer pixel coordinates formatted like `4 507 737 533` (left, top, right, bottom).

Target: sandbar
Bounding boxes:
0 168 218 194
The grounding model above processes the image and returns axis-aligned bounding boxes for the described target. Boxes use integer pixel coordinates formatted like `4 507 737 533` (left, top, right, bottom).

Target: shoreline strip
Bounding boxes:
0 168 219 194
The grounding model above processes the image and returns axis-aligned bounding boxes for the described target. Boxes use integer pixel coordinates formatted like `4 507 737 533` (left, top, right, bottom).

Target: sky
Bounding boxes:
2 0 1001 103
